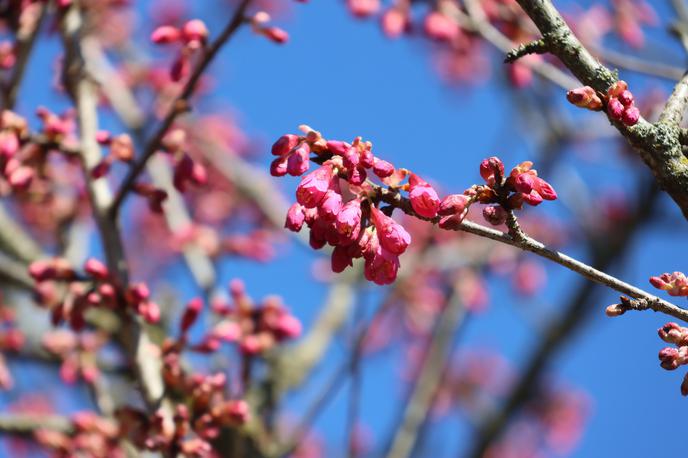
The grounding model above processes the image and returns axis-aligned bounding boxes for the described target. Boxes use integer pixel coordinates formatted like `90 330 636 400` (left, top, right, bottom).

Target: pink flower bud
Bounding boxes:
332 245 354 273
533 177 557 200
318 189 343 221
423 11 458 42
605 303 627 317
372 158 394 178
285 203 306 232
170 55 190 82
370 206 410 255
335 199 362 240
151 25 180 44
95 130 111 144
296 165 334 208
347 0 380 18
240 335 263 355
275 314 302 339
438 213 466 230
607 80 628 98
513 173 535 194
408 174 440 218
0 131 18 158
8 165 33 189
272 134 300 156
621 105 640 126
566 86 603 110
225 400 250 424
618 90 634 106
659 347 680 370
287 143 310 176
364 246 400 285
347 165 367 185
141 301 161 324
326 140 351 156
479 157 504 186
110 134 134 161
212 320 241 342
659 323 684 344
181 19 208 43
84 258 109 281
270 156 289 176
180 298 203 333
439 194 470 216
381 8 407 38
261 27 289 44
127 282 150 303
482 205 507 226
607 97 624 120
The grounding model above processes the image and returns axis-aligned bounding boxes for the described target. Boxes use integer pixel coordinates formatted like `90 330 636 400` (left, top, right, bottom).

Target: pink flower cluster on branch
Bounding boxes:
151 19 209 82
29 257 162 328
566 80 639 126
271 126 557 285
657 322 688 396
650 272 688 297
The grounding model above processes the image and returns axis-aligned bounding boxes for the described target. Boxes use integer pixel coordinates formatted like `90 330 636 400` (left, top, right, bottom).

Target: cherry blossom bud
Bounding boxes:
621 105 640 126
480 157 504 186
181 19 208 43
318 189 343 221
423 11 458 42
607 98 624 120
533 177 557 200
91 158 112 179
659 347 680 370
618 90 634 106
373 158 394 178
141 301 161 324
287 143 310 176
275 314 302 339
170 55 190 82
285 203 306 232
240 335 263 355
332 245 354 273
605 303 627 317
607 80 628 98
8 165 33 189
151 25 180 44
347 165 367 185
658 323 684 344
439 194 470 216
370 207 410 255
110 134 134 161
364 246 400 285
272 134 300 156
566 86 603 110
408 174 440 218
261 27 289 44
225 400 250 424
84 258 109 281
296 165 334 208
335 199 362 240
212 320 241 342
270 156 289 176
381 8 407 38
0 131 18 158
514 173 535 194
180 298 203 333
127 282 150 303
482 205 507 226
347 0 380 17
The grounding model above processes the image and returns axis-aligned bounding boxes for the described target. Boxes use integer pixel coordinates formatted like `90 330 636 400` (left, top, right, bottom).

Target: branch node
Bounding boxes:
504 38 548 63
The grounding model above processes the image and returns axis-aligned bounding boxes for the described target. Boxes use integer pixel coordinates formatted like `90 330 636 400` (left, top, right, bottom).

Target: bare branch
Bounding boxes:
0 414 72 435
660 72 688 128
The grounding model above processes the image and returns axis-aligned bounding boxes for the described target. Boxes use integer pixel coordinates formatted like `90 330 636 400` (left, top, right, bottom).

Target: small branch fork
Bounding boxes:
373 185 688 323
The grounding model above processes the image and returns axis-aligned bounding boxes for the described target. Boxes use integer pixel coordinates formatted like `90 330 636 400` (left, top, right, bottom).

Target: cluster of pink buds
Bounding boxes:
650 271 688 297
28 257 161 328
169 279 301 356
0 305 24 390
41 330 105 385
271 127 557 284
117 395 249 454
0 110 33 190
36 107 76 142
36 411 123 458
470 157 557 226
566 80 639 126
91 131 134 178
657 322 688 395
250 11 289 44
151 19 209 81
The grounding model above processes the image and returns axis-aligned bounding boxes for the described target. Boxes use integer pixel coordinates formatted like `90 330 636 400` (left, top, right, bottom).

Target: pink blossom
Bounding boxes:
272 134 300 156
373 158 394 178
296 165 334 208
479 156 504 186
381 8 408 38
285 203 306 232
621 105 640 126
423 12 458 42
364 246 400 285
482 205 507 226
151 25 180 44
287 143 311 176
439 194 470 216
347 0 380 18
332 246 354 273
370 206 410 255
335 199 362 240
181 19 208 44
408 174 440 218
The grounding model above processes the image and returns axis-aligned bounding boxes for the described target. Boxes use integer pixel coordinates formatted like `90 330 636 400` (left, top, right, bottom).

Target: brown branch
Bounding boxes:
110 0 253 218
58 1 173 424
511 0 688 220
0 414 72 435
372 185 688 323
660 71 688 128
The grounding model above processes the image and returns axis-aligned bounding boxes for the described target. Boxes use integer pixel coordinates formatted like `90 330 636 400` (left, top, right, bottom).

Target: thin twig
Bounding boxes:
110 0 253 217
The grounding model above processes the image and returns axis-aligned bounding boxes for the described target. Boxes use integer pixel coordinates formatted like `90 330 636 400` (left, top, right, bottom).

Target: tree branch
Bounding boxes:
660 71 688 128
0 414 72 435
